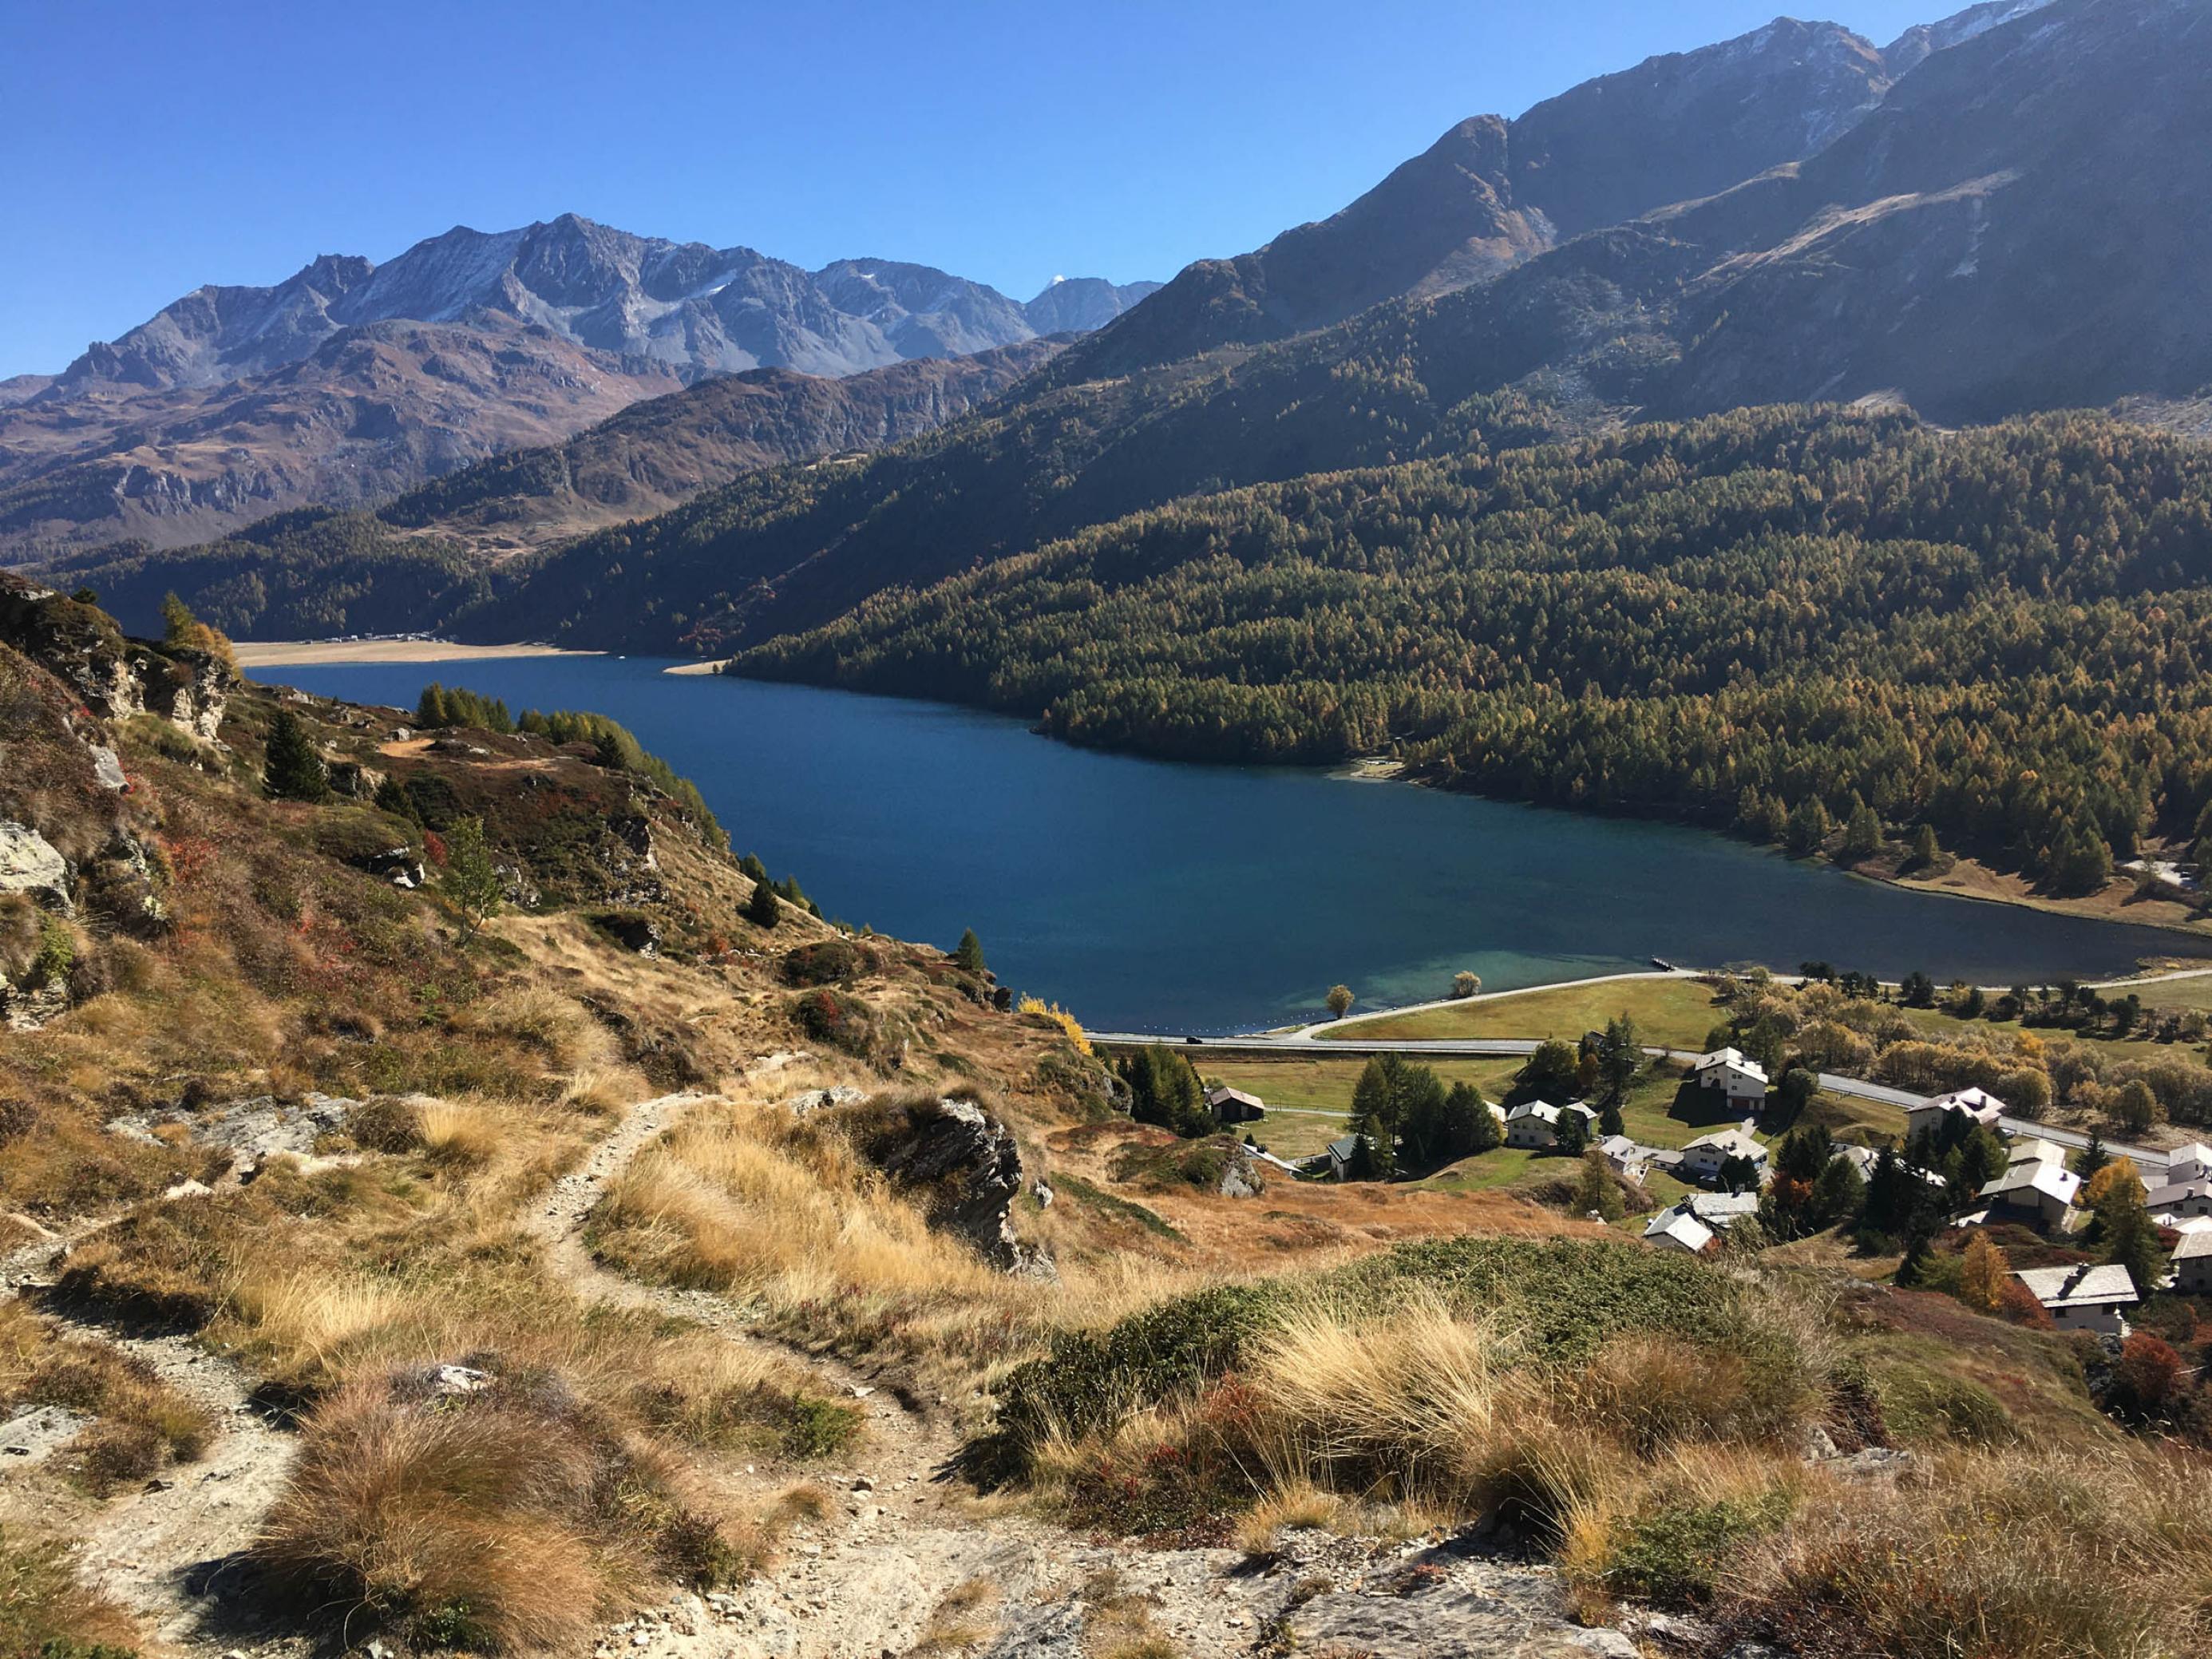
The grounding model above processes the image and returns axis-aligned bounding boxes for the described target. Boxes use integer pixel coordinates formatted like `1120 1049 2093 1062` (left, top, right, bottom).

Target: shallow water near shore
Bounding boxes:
251 655 2195 1033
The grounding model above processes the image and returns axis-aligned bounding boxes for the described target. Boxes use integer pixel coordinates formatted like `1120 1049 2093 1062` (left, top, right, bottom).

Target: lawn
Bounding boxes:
1197 1053 1520 1115
1320 975 1724 1049
1244 1110 1352 1160
1196 1052 1906 1158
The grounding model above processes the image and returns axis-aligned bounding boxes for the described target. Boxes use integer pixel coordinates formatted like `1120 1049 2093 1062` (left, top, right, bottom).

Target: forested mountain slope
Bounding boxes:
734 406 2212 885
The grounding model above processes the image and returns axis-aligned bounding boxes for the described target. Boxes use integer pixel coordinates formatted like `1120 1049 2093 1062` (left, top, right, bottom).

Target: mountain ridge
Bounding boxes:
3 218 1149 557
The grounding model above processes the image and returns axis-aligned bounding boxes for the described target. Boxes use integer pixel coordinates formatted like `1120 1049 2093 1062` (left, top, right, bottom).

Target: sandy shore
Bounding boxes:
232 639 600 668
661 660 726 676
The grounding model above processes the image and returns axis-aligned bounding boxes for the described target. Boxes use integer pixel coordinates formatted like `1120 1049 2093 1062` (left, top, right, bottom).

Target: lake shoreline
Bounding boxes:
1364 752 2212 954
231 638 601 668
246 653 2203 1030
716 664 2212 953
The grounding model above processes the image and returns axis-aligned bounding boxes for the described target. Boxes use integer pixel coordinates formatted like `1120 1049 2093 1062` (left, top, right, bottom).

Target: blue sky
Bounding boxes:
3 0 1938 375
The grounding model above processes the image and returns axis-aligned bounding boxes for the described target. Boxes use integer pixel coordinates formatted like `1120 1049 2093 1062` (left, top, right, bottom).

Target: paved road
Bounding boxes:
1092 1032 2172 1174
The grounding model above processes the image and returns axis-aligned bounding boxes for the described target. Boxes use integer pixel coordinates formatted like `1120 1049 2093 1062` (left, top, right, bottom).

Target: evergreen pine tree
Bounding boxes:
1897 1225 1937 1287
953 928 988 975
1841 799 1882 862
263 707 328 802
745 876 781 930
373 775 420 822
1457 1083 1502 1154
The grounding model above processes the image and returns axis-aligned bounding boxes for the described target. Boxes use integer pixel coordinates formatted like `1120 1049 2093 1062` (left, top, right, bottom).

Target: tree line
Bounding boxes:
738 407 2212 886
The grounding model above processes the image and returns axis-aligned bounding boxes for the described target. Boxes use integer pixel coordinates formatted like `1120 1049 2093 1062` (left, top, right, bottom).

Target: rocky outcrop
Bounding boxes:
0 823 69 913
81 831 166 936
1215 1139 1264 1198
0 572 235 742
161 649 231 740
845 1095 1054 1280
106 1091 361 1169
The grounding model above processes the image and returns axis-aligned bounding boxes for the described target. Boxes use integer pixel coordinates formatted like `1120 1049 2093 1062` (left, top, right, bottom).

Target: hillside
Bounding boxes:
0 317 691 560
2 577 2209 1657
4 215 1146 559
731 406 2212 887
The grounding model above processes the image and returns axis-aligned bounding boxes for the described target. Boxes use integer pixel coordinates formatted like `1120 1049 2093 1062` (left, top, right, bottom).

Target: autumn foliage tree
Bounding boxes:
1958 1233 2008 1314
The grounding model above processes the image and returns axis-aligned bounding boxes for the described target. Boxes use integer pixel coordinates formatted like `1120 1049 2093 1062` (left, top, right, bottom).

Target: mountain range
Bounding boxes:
38 0 2212 655
0 218 1154 556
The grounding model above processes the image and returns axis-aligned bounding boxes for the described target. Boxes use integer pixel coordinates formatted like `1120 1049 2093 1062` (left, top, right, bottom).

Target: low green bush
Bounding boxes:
984 1236 1798 1483
1605 1488 1796 1606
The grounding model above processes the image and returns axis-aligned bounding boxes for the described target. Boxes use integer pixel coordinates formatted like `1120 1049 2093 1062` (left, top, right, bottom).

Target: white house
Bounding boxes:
2166 1142 2212 1185
1679 1128 1769 1185
2143 1177 2212 1223
2007 1138 2067 1170
1642 1194 1758 1249
1205 1084 1267 1125
1503 1100 1599 1151
1597 1134 1646 1180
1644 1210 1715 1255
1691 1046 1770 1104
1904 1087 2008 1142
2170 1228 2212 1295
2013 1263 2139 1336
1973 1160 2082 1233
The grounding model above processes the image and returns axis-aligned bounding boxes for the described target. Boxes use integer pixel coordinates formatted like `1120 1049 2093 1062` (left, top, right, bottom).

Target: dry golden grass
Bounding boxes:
255 1364 754 1653
414 1099 499 1168
912 1576 1003 1654
1230 1482 1345 1553
0 1523 144 1657
448 983 616 1075
0 1301 213 1496
1730 1445 2212 1657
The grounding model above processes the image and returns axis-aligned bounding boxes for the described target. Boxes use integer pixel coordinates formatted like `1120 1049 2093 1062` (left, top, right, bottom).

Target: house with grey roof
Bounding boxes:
1644 1210 1715 1255
2166 1142 2212 1186
1597 1134 1646 1179
1503 1100 1598 1151
2012 1263 2139 1335
1691 1046 1769 1105
1904 1087 2008 1142
2170 1228 2212 1296
2144 1176 2212 1223
1679 1128 1768 1186
1972 1158 2083 1233
1642 1193 1759 1250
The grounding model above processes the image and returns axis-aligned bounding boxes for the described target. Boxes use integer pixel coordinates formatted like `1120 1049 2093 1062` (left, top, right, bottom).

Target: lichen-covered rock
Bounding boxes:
1216 1140 1264 1198
0 822 69 913
107 1090 359 1159
82 831 166 936
1 981 68 1033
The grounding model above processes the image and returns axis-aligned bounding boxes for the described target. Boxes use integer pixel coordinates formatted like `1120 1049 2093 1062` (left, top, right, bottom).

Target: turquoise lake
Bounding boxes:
249 655 2195 1034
